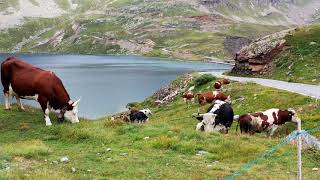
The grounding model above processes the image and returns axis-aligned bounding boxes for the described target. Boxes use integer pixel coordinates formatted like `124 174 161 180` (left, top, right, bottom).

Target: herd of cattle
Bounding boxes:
183 77 300 136
1 57 300 136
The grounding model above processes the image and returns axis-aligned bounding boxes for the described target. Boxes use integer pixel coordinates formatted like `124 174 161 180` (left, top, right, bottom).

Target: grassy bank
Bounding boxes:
266 24 320 84
0 75 320 179
235 24 320 85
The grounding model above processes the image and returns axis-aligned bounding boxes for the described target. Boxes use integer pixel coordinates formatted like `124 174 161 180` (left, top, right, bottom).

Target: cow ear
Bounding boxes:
288 108 296 114
196 116 203 122
73 98 81 107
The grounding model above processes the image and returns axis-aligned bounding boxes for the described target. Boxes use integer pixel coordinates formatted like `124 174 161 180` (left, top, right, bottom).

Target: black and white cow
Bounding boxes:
129 108 152 123
195 100 234 134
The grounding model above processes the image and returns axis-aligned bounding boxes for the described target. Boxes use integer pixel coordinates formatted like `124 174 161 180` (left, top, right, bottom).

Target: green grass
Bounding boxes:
0 0 19 12
222 23 288 39
54 0 70 10
150 30 229 60
0 75 319 179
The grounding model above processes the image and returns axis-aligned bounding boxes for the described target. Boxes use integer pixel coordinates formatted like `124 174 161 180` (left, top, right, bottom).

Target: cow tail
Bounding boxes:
1 60 11 93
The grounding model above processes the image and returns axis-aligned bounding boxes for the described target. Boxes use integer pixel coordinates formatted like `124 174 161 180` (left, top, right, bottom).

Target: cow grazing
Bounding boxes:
1 57 80 126
129 108 152 123
237 108 300 136
195 100 234 134
182 91 194 104
214 79 230 90
196 91 230 105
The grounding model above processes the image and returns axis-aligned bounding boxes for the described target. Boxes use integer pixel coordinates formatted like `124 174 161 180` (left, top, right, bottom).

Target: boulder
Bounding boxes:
232 29 294 75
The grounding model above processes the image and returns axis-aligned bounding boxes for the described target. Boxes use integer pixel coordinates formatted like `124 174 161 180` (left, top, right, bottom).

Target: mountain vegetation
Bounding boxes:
1 0 319 61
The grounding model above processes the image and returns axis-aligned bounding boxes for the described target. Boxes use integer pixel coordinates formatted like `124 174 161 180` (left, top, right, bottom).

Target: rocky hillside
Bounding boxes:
231 24 320 85
0 0 320 61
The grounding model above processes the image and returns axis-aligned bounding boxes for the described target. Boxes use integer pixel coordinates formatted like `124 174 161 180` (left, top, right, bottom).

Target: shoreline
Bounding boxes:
0 52 235 65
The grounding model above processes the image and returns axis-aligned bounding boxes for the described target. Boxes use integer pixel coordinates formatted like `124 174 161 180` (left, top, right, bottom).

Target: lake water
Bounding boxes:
0 54 232 118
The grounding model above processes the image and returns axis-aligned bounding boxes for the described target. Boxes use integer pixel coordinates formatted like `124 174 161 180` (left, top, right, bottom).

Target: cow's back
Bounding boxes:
1 57 33 92
1 57 39 82
198 92 214 104
1 57 44 94
1 57 69 108
217 103 234 128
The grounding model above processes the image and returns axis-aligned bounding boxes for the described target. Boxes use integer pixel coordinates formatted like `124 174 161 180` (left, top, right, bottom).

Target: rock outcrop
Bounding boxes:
231 29 294 75
33 30 65 48
224 36 252 57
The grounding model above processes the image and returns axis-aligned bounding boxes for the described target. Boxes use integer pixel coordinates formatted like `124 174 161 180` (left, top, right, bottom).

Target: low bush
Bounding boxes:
194 74 216 87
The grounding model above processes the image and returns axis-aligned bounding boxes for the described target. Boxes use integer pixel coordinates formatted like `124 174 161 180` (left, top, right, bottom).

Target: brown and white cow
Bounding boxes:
237 108 300 136
1 57 80 126
182 91 194 104
214 79 230 90
196 91 230 105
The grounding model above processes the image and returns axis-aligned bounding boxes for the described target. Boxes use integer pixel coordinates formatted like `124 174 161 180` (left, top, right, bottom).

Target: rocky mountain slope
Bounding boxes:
231 24 320 85
0 0 320 61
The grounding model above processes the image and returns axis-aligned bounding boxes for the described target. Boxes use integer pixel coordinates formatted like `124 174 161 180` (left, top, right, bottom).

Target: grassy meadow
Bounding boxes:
0 75 319 179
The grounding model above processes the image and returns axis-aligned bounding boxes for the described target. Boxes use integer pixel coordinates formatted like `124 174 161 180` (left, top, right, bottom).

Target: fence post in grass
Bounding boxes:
297 119 302 180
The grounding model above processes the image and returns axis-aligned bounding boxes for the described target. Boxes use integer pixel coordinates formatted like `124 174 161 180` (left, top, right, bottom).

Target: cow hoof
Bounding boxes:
5 108 11 111
19 108 26 111
46 123 52 126
58 119 65 123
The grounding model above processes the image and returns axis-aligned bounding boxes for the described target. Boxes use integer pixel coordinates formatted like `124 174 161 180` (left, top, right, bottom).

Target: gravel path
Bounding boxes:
202 71 320 100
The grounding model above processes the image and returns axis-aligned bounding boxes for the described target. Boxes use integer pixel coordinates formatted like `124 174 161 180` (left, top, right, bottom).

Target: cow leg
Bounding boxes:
44 108 52 126
58 112 65 123
269 125 278 137
4 92 11 110
15 96 25 111
38 96 52 126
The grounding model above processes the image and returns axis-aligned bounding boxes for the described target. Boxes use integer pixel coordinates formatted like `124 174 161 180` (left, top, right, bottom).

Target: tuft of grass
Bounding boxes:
104 119 125 128
0 140 50 159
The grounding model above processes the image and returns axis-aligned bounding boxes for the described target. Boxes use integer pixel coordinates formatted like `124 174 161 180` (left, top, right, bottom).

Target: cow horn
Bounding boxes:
73 97 81 107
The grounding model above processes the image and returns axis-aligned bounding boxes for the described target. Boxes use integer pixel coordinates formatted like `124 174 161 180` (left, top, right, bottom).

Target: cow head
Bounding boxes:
64 98 81 123
288 108 300 124
196 113 217 132
225 96 232 104
140 108 152 117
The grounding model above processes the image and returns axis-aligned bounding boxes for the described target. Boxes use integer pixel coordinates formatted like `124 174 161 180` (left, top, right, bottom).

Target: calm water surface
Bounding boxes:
0 54 232 118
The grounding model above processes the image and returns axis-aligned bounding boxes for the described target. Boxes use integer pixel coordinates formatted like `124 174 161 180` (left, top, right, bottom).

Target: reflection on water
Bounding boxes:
0 54 232 118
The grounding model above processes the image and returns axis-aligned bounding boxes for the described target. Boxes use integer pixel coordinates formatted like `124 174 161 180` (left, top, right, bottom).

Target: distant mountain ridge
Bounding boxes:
0 0 319 61
197 0 320 25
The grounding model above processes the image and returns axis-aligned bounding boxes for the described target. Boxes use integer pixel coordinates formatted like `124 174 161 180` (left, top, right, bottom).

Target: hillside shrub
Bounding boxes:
194 74 216 87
